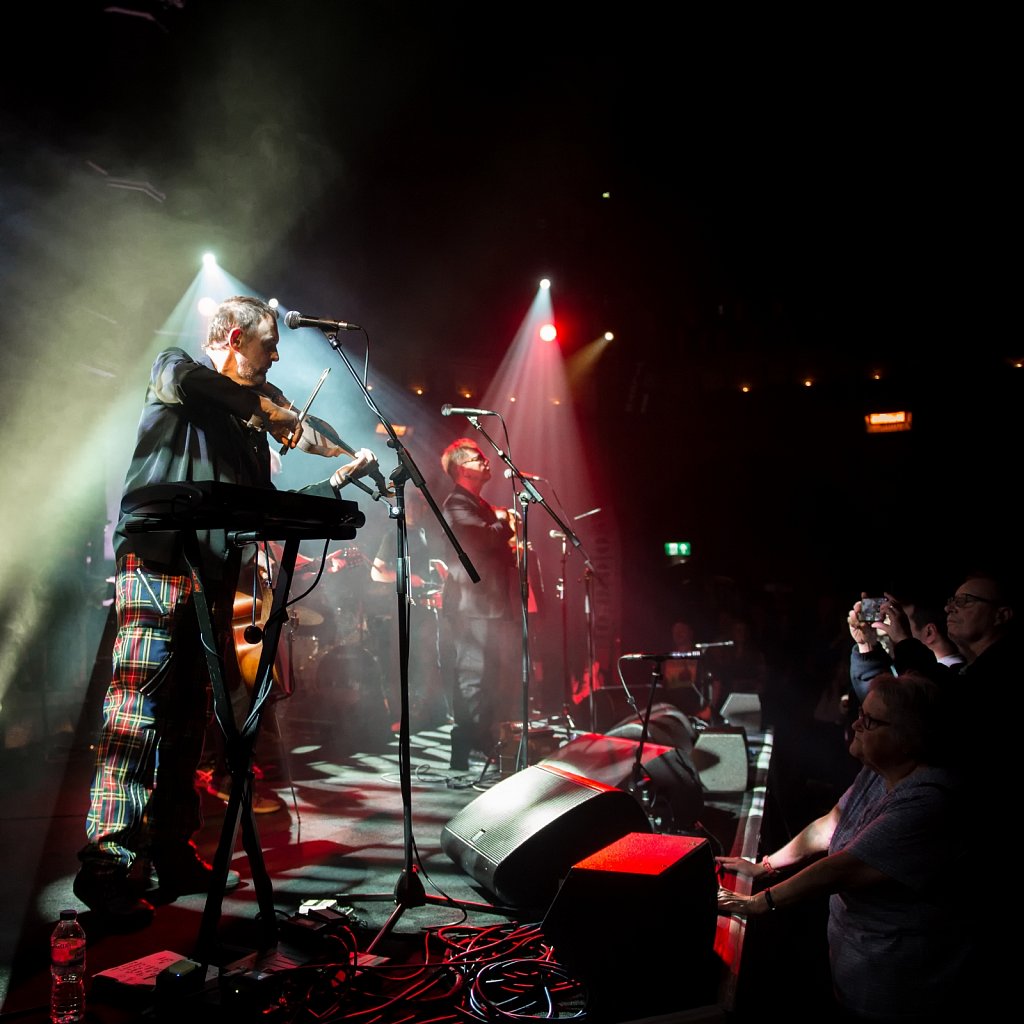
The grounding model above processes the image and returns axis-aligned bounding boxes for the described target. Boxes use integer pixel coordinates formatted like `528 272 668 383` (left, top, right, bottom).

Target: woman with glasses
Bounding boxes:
716 672 980 1022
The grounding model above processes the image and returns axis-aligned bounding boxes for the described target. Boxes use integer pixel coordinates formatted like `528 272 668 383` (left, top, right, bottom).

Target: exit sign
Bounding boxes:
865 410 912 434
664 542 692 557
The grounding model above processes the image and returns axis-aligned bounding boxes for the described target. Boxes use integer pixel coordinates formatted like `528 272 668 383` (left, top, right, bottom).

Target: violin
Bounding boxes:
259 380 354 459
260 377 394 496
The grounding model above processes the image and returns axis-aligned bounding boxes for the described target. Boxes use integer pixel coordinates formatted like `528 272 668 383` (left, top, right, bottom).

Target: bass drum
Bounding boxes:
311 645 393 754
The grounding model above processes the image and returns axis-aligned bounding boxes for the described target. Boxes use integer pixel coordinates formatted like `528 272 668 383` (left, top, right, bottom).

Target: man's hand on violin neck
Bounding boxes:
346 448 379 477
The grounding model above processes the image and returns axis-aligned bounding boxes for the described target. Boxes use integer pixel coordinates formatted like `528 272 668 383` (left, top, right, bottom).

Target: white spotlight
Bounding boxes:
539 278 551 290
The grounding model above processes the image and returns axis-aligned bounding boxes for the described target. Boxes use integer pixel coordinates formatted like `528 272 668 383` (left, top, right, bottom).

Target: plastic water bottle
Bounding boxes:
50 909 86 1023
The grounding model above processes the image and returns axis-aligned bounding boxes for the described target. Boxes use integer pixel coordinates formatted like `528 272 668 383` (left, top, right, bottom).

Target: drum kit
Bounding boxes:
277 545 393 750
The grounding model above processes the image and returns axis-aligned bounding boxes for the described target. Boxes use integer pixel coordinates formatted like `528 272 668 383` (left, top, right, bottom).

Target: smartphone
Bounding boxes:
859 597 885 625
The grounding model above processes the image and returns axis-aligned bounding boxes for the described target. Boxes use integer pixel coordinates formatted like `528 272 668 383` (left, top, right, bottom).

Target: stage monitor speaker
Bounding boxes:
720 691 763 734
692 726 749 793
605 699 697 755
440 762 652 910
541 831 719 1021
540 732 704 833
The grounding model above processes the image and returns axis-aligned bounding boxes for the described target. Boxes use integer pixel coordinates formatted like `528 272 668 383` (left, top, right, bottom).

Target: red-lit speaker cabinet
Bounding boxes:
542 831 720 1021
440 763 652 911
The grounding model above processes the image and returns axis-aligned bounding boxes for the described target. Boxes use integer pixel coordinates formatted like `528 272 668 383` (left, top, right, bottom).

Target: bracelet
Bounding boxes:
763 887 777 912
761 855 778 875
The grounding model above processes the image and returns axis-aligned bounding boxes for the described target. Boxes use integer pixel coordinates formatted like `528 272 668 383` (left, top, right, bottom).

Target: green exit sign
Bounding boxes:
664 541 692 557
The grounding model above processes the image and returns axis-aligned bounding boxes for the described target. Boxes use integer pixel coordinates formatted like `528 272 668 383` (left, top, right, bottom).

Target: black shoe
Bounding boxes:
154 842 241 898
73 864 155 932
449 725 471 771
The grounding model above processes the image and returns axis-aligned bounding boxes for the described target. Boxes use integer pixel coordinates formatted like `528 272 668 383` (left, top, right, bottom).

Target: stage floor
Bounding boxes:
0 696 774 1023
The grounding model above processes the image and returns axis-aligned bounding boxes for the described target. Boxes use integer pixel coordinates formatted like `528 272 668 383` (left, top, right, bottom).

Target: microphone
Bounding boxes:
504 468 546 481
284 310 361 332
440 404 499 417
620 650 703 661
549 530 565 540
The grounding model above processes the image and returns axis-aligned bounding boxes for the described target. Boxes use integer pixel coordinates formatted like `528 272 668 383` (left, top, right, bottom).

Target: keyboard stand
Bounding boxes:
120 482 364 965
186 529 302 964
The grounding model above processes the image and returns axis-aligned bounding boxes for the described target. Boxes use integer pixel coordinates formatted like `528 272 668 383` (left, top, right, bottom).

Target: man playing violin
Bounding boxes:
74 295 378 929
438 438 520 771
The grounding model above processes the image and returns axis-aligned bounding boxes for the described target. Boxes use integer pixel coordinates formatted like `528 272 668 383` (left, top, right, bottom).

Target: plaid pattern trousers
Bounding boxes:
82 554 215 869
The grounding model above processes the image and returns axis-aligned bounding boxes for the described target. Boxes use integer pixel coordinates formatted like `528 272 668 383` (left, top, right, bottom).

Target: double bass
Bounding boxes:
230 546 295 701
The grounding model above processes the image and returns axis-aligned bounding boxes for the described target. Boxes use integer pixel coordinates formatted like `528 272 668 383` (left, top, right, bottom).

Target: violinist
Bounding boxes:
438 438 520 771
74 295 379 931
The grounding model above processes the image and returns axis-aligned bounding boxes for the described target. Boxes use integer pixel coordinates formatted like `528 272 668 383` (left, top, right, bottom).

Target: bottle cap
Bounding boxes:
59 909 77 920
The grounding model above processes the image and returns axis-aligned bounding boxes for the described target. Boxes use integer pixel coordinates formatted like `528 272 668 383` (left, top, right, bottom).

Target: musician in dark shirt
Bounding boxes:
438 438 520 770
74 295 377 929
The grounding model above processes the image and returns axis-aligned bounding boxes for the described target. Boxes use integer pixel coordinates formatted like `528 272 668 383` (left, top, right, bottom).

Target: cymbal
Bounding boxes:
291 606 324 627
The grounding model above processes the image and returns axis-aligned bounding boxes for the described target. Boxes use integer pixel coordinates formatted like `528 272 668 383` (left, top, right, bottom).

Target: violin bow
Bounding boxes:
279 368 331 456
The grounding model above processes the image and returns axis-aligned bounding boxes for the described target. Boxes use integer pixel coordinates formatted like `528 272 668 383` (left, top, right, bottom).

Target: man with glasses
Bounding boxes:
871 570 1020 686
846 590 964 713
944 574 1019 668
865 569 1020 798
437 438 519 771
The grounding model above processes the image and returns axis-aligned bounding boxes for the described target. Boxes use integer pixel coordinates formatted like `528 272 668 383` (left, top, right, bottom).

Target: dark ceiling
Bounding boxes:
2 2 1019 628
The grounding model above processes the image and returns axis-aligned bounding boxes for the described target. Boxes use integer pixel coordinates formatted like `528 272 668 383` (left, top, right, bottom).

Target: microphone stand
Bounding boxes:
551 530 574 730
550 508 602 733
616 651 702 818
314 328 512 950
583 563 598 732
460 419 595 773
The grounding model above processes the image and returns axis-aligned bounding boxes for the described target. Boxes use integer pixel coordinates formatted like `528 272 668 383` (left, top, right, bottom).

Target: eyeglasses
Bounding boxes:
947 592 1000 609
855 711 891 732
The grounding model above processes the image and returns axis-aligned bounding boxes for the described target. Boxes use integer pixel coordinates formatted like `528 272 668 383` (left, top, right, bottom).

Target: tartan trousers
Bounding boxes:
81 554 217 870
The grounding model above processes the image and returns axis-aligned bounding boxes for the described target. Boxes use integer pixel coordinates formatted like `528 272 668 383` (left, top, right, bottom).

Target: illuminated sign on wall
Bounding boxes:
664 541 692 558
865 411 912 434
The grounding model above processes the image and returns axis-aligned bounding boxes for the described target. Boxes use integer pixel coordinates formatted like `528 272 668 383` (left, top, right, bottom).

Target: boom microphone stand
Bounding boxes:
616 650 703 809
550 506 602 733
304 324 514 947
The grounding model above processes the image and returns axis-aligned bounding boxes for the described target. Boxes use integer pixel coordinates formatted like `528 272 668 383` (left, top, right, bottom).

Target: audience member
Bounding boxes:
872 568 1020 801
877 568 1020 684
717 672 981 1022
846 590 963 708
